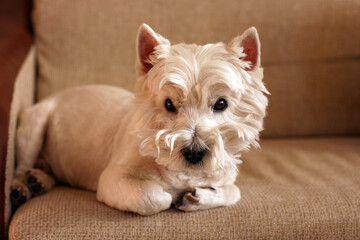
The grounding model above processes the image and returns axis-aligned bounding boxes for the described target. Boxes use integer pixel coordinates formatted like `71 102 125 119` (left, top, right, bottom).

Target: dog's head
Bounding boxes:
134 24 268 172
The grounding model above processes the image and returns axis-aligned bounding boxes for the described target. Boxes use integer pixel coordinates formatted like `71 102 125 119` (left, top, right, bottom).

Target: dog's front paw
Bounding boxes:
136 183 173 215
176 187 220 212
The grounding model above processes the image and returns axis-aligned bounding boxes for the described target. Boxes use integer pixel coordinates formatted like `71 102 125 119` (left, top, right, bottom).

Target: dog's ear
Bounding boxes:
136 24 170 76
229 27 261 71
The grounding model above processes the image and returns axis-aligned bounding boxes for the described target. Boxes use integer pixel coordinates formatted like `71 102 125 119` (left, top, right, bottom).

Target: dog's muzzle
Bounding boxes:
181 147 207 165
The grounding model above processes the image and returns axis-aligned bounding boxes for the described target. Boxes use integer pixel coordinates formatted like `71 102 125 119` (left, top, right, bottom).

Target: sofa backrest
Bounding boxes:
33 0 360 138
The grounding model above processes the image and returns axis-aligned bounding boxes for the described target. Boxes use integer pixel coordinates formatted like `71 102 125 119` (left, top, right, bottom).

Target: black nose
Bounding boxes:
181 147 207 165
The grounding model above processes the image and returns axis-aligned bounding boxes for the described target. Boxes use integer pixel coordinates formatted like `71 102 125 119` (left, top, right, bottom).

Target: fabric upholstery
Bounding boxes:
5 47 36 232
33 0 360 137
8 138 360 239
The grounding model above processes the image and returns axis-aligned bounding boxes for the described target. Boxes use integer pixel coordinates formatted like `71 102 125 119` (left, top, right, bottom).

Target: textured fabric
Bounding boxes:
8 138 360 239
33 0 360 137
264 60 360 137
5 47 36 232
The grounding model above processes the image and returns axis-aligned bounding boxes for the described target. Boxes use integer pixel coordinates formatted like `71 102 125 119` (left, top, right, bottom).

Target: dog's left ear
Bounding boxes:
136 24 170 76
229 27 261 71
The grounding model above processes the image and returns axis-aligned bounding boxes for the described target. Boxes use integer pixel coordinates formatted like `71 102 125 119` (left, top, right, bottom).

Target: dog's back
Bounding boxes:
15 85 134 195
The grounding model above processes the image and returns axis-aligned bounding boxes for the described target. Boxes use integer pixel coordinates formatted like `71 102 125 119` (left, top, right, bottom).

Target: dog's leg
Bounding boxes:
10 177 31 211
97 165 173 215
11 102 54 209
25 168 56 196
11 164 56 210
176 184 241 211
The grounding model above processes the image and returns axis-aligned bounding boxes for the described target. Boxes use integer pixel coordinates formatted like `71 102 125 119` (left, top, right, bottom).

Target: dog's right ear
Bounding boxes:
136 24 170 76
228 27 261 71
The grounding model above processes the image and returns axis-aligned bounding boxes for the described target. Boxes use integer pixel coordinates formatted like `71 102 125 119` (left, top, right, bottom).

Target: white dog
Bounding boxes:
11 24 268 215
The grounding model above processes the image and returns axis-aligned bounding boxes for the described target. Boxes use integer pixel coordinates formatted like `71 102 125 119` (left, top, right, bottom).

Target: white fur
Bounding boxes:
12 24 268 215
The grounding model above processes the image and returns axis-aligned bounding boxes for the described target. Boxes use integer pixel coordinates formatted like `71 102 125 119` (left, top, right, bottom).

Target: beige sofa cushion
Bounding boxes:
8 138 360 239
33 0 360 137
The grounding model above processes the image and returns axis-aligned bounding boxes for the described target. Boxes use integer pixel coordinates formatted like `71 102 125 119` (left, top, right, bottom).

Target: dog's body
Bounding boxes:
17 86 134 191
11 24 268 215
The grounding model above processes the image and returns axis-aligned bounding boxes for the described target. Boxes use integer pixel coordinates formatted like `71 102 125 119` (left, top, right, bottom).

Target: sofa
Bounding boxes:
2 0 360 239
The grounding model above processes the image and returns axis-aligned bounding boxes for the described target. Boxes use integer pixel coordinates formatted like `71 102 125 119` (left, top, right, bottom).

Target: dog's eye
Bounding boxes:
165 98 177 113
213 98 228 112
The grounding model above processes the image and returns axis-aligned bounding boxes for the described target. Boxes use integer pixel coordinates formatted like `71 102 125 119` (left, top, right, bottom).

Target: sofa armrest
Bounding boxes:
3 46 36 236
0 0 32 237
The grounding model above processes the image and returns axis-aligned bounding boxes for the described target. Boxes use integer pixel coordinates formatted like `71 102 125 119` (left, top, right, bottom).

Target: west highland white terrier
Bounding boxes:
11 24 268 215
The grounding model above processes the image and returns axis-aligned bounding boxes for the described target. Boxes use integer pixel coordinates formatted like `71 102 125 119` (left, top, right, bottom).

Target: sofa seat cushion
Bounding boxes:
8 138 360 239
